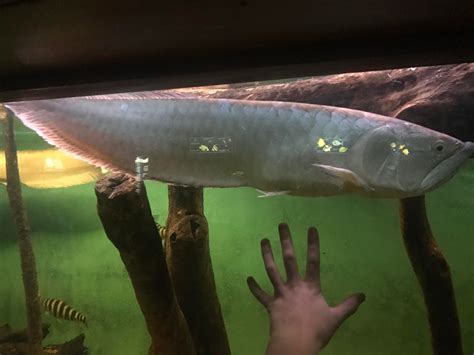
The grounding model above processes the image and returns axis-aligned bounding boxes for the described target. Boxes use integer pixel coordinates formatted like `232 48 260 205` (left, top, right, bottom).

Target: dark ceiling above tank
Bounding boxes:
0 0 473 101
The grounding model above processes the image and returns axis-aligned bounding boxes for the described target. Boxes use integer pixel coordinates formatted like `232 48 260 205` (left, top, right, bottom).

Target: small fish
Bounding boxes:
42 298 87 326
0 149 103 189
152 214 167 239
6 93 474 198
156 222 167 239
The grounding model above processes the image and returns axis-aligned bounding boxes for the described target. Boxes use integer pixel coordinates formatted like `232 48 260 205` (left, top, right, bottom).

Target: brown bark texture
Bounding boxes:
164 185 231 355
192 63 474 142
400 196 463 355
95 173 196 355
0 106 43 354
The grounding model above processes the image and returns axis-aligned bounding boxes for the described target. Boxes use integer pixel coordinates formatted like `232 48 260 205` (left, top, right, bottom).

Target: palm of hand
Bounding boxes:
248 224 365 354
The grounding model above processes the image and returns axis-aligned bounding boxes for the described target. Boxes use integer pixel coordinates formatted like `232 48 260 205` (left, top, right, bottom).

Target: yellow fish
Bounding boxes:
0 149 103 189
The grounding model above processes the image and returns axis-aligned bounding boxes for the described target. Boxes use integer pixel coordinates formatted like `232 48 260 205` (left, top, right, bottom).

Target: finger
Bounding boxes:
304 227 320 290
331 292 366 328
247 276 272 307
279 223 300 283
261 238 284 294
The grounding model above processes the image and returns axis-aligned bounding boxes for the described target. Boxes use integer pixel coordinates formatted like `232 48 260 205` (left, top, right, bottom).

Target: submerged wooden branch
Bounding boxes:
43 334 87 355
0 324 85 355
400 196 463 355
0 105 43 354
164 186 230 355
194 63 474 142
0 323 49 344
95 173 195 355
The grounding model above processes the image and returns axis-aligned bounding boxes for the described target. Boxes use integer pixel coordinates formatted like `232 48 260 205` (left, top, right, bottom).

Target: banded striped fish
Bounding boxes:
6 93 474 198
42 298 87 326
156 222 167 239
152 215 167 239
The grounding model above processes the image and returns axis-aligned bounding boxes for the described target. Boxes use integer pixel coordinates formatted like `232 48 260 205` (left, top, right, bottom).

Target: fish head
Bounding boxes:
356 122 474 197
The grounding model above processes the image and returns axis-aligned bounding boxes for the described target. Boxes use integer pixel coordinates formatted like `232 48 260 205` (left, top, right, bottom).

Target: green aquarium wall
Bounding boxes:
1 120 473 355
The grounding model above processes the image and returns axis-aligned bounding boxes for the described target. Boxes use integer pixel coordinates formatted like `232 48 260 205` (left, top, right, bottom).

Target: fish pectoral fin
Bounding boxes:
256 189 290 198
312 164 370 192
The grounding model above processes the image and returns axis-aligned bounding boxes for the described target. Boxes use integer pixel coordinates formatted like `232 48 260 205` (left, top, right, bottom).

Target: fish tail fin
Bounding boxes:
5 102 119 172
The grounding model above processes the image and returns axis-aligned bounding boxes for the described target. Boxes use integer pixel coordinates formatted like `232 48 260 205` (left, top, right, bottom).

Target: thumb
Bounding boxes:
332 292 365 327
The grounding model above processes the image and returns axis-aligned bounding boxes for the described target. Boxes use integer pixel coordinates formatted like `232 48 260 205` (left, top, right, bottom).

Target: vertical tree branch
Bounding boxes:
400 195 463 355
165 186 230 355
0 105 43 354
95 173 196 355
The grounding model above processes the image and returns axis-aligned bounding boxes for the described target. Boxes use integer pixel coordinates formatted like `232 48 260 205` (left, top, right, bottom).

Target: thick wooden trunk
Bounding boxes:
165 186 231 355
95 173 196 355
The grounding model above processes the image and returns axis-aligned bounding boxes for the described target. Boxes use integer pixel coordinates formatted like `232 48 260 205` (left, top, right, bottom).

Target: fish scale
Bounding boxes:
6 94 474 198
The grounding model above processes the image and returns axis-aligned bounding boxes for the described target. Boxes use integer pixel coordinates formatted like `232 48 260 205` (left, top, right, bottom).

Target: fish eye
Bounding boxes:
434 141 445 152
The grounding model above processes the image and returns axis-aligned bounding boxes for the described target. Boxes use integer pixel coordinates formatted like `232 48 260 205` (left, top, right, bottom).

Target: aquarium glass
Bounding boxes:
0 89 473 355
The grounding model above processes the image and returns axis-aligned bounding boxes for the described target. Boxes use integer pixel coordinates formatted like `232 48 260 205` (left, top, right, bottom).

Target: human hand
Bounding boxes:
247 223 365 355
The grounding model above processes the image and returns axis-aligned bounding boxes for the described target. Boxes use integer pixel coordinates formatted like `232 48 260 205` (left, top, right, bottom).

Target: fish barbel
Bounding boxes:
6 93 474 198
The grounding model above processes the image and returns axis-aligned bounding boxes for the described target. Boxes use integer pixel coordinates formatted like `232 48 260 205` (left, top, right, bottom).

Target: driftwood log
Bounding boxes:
0 323 86 355
0 323 49 344
164 186 230 355
95 173 196 355
0 106 43 354
42 334 87 355
0 323 12 339
193 63 474 142
187 65 469 355
400 196 462 355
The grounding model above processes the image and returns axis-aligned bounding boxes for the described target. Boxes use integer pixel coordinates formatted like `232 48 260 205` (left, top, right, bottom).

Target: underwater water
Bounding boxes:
0 120 473 355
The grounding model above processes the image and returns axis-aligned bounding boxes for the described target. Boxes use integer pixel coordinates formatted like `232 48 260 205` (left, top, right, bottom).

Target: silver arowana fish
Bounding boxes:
6 93 474 198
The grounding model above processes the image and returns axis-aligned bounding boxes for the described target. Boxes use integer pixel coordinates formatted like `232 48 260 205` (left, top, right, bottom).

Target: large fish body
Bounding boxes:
6 95 474 198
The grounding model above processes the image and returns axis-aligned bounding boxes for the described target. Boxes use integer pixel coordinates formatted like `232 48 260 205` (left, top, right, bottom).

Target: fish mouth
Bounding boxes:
421 141 474 192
